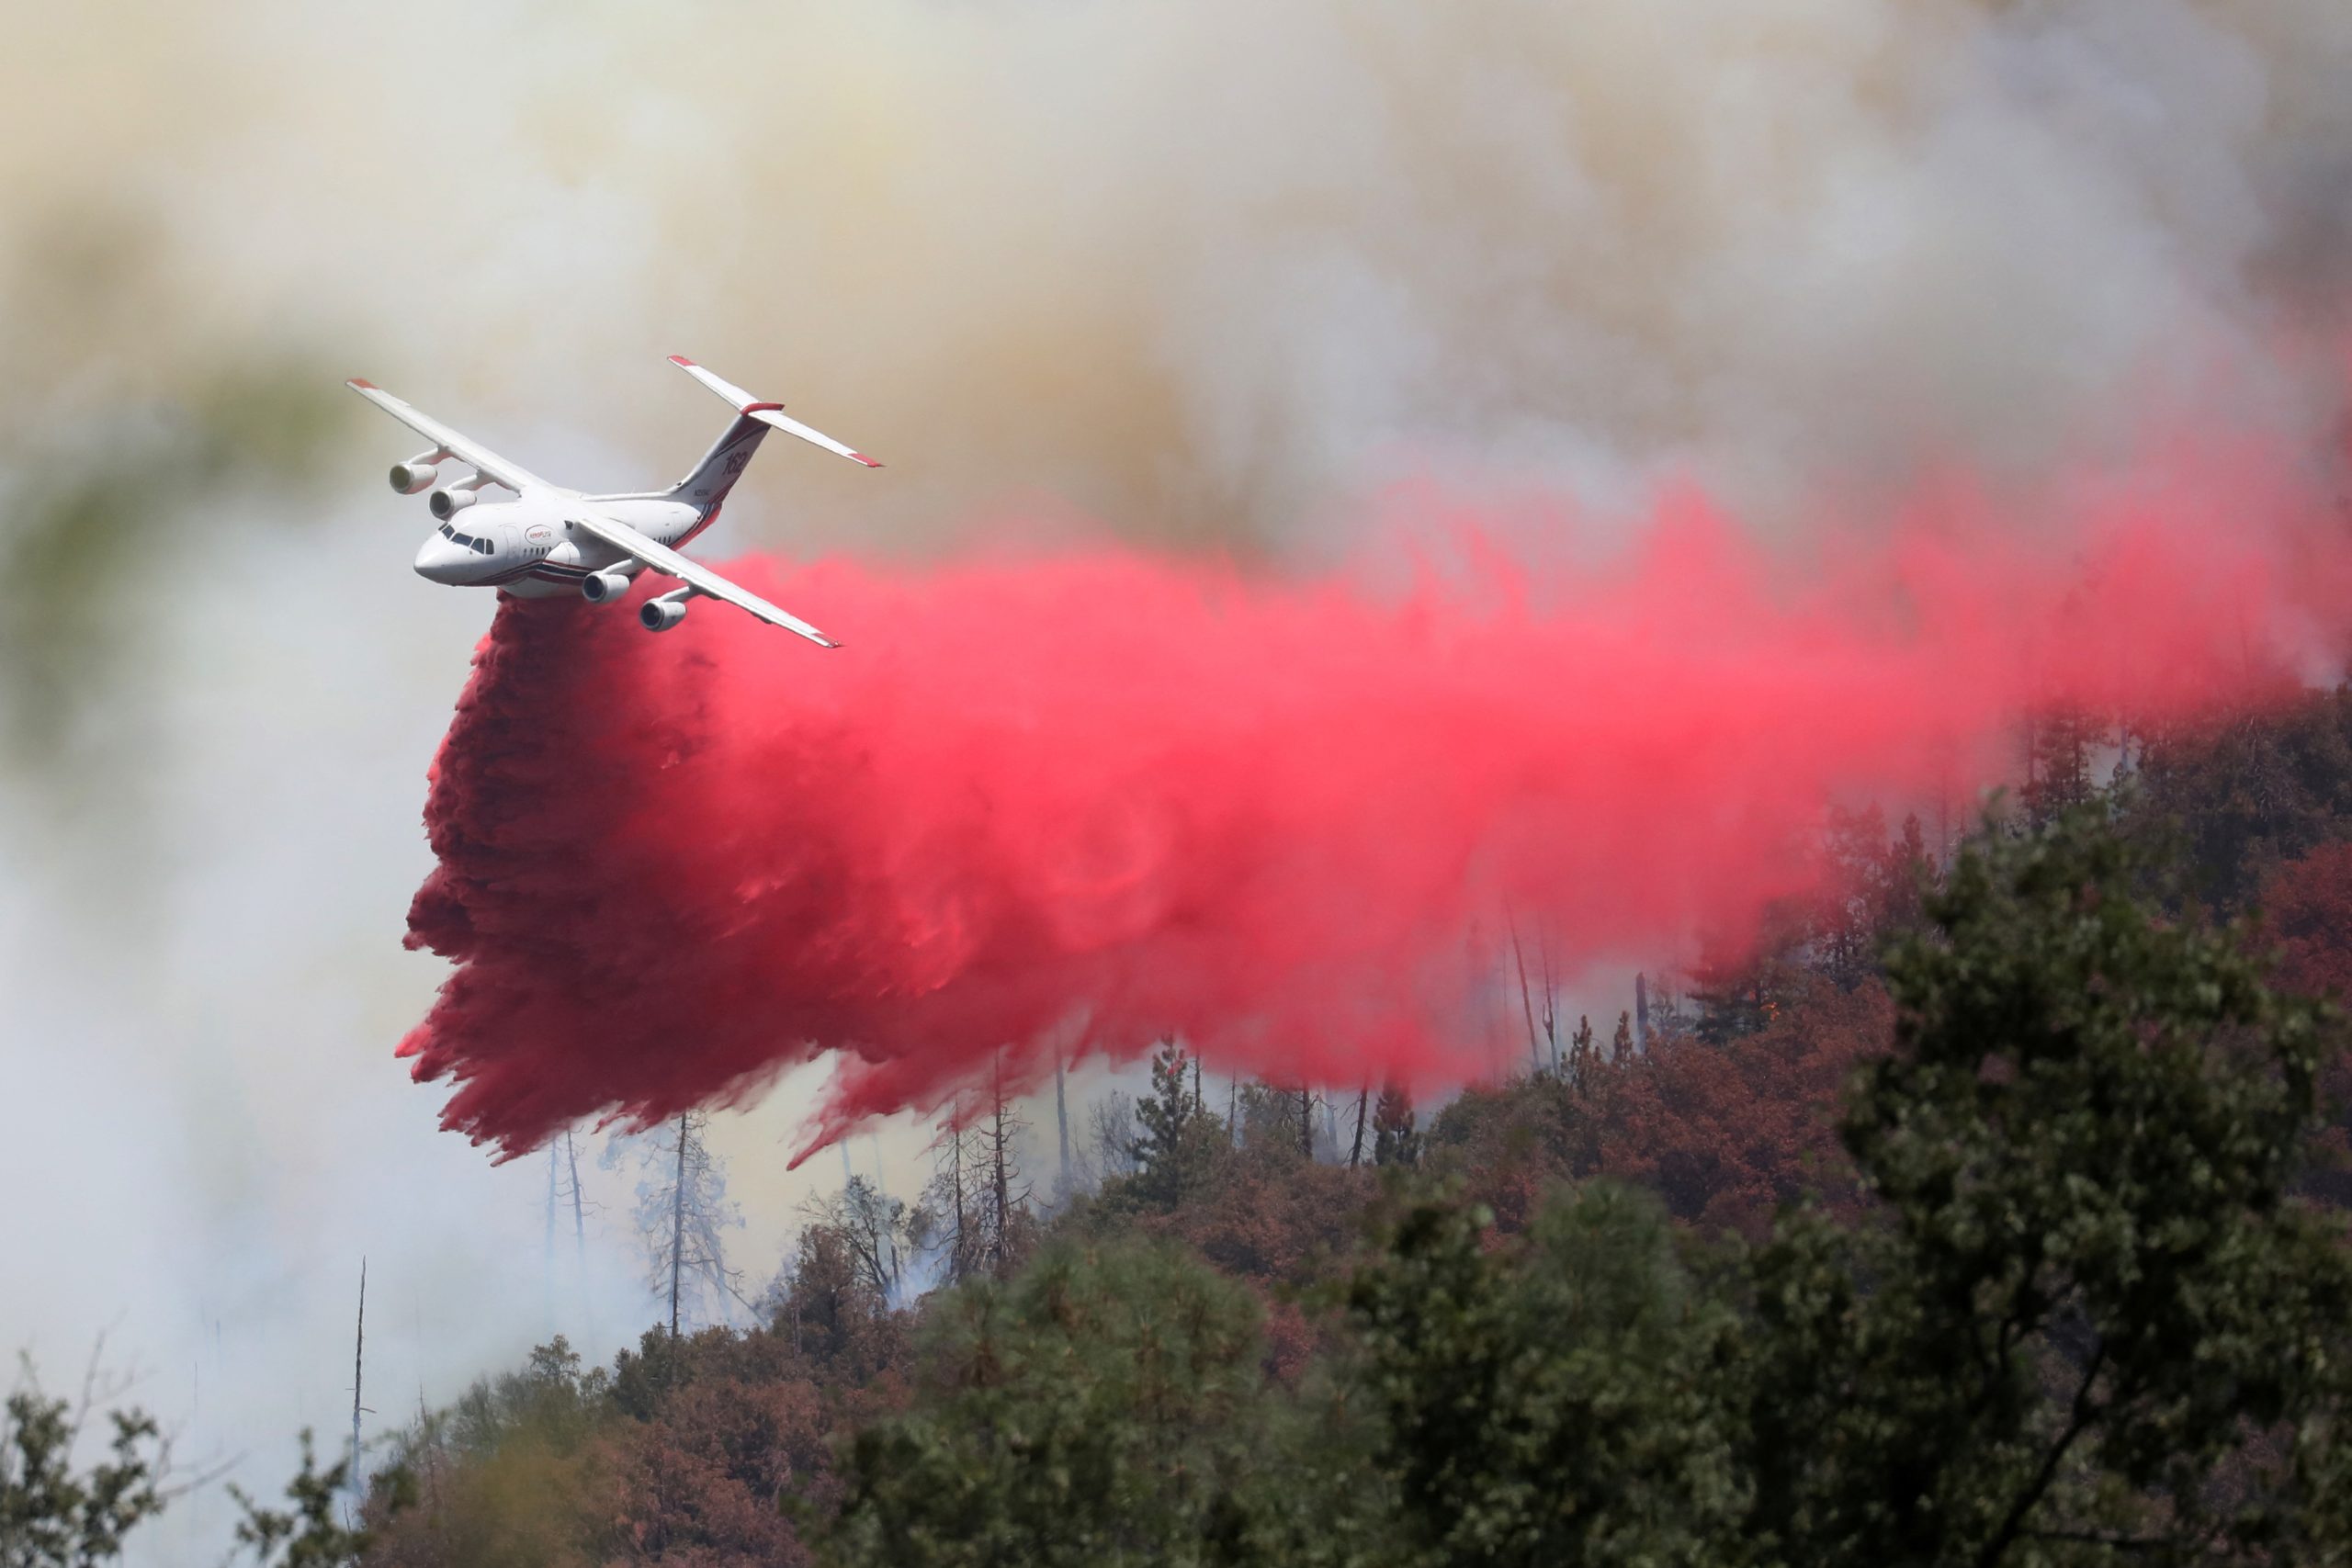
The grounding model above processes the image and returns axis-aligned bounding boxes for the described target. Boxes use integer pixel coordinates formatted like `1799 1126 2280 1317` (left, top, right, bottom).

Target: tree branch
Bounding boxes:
1974 1339 2109 1568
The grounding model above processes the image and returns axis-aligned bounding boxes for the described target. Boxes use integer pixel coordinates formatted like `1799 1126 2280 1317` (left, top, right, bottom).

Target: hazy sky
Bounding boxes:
5 0 2352 1555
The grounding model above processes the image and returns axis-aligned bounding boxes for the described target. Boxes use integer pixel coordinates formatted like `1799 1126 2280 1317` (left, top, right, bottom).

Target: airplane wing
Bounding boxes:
571 509 840 648
345 378 551 493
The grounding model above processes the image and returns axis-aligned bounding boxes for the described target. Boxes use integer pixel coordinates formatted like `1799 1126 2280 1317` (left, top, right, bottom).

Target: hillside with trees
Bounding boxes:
26 692 2352 1565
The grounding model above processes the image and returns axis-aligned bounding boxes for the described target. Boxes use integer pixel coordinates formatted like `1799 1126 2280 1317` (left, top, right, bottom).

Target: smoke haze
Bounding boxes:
6 0 2352 1557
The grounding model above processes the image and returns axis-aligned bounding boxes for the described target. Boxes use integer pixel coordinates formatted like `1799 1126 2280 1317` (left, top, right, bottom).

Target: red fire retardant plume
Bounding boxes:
400 446 2352 1160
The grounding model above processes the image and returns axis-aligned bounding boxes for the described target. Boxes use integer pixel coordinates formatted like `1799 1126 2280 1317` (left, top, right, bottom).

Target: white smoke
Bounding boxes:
3 0 2350 1557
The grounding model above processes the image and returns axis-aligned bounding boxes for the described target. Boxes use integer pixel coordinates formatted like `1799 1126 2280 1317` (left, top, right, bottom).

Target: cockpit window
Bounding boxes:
475 538 493 555
438 523 455 538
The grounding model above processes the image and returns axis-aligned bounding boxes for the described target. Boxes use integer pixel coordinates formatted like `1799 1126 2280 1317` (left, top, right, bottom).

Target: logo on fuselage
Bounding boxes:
526 524 554 543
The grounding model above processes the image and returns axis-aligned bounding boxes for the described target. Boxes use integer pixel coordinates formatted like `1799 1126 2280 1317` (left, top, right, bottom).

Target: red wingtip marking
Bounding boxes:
853 454 882 468
348 378 378 389
741 401 786 413
667 355 696 367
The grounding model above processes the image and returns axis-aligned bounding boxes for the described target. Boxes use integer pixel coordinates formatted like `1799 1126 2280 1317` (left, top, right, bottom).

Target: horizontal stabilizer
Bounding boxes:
668 355 882 468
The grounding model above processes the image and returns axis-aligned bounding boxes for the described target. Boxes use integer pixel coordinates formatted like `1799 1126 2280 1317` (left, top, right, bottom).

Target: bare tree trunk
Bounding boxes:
1509 916 1542 1071
1351 1086 1370 1168
1054 1054 1070 1194
949 1120 969 1282
1298 1086 1314 1160
564 1128 591 1337
868 1135 898 1287
669 1113 687 1339
1540 936 1560 1073
991 1055 1012 1275
1634 972 1650 1055
544 1147 557 1270
565 1130 586 1261
350 1259 368 1501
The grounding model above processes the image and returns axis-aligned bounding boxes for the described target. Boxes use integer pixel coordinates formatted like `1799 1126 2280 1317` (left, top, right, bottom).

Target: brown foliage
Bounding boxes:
1602 976 1884 1234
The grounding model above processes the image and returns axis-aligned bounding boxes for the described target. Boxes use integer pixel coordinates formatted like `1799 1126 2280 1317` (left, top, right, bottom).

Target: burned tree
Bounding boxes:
615 1111 743 1335
974 1053 1035 1277
922 1057 1036 1283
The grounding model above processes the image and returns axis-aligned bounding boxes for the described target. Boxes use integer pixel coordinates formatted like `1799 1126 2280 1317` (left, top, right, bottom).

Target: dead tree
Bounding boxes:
1539 936 1560 1072
349 1260 369 1501
800 1177 910 1300
925 1111 977 1286
1510 916 1543 1073
1054 1054 1072 1197
668 1119 686 1337
548 1128 594 1303
1089 1091 1139 1179
1351 1086 1371 1168
978 1053 1033 1277
615 1111 743 1336
563 1130 587 1263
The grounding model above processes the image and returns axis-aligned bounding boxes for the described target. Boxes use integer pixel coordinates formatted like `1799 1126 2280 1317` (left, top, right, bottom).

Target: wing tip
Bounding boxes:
850 453 883 468
346 377 378 390
667 354 697 368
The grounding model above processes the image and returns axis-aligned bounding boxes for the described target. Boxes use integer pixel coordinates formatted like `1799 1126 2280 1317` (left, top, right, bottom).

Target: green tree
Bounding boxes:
1344 1184 1748 1566
1126 1043 1226 1206
1744 808 2352 1565
817 1241 1271 1566
1371 1083 1420 1169
0 1362 166 1568
229 1432 368 1567
1566 1014 1597 1088
2023 706 2106 828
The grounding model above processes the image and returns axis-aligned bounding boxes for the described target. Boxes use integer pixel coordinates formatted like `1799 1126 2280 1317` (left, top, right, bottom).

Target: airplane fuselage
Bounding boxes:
413 491 714 599
358 357 861 644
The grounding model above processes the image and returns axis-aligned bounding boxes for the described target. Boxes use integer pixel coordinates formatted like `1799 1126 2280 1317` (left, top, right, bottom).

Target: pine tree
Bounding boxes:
1127 1042 1223 1205
1567 1014 1596 1089
1372 1082 1421 1168
2023 705 2105 826
1610 1010 1634 1066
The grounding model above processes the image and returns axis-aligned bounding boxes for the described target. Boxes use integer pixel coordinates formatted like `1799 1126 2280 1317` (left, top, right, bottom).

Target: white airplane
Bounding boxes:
348 355 878 644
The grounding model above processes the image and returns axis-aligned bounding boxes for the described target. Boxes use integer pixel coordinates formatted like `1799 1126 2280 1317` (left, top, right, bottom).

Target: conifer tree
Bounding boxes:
1372 1082 1421 1168
1127 1042 1223 1204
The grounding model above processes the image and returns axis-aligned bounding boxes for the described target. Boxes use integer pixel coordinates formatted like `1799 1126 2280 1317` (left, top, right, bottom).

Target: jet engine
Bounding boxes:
639 598 688 632
427 487 480 520
389 462 439 495
582 570 633 604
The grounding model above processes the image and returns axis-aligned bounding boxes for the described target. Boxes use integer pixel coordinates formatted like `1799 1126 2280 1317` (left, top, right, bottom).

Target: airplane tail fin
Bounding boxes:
665 355 880 507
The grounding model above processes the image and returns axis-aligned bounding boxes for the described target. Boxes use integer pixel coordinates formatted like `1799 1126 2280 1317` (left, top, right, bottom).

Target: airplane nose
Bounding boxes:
413 536 467 584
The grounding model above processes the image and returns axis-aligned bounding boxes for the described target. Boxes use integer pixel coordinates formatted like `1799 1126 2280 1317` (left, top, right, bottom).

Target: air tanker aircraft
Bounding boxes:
348 356 878 644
